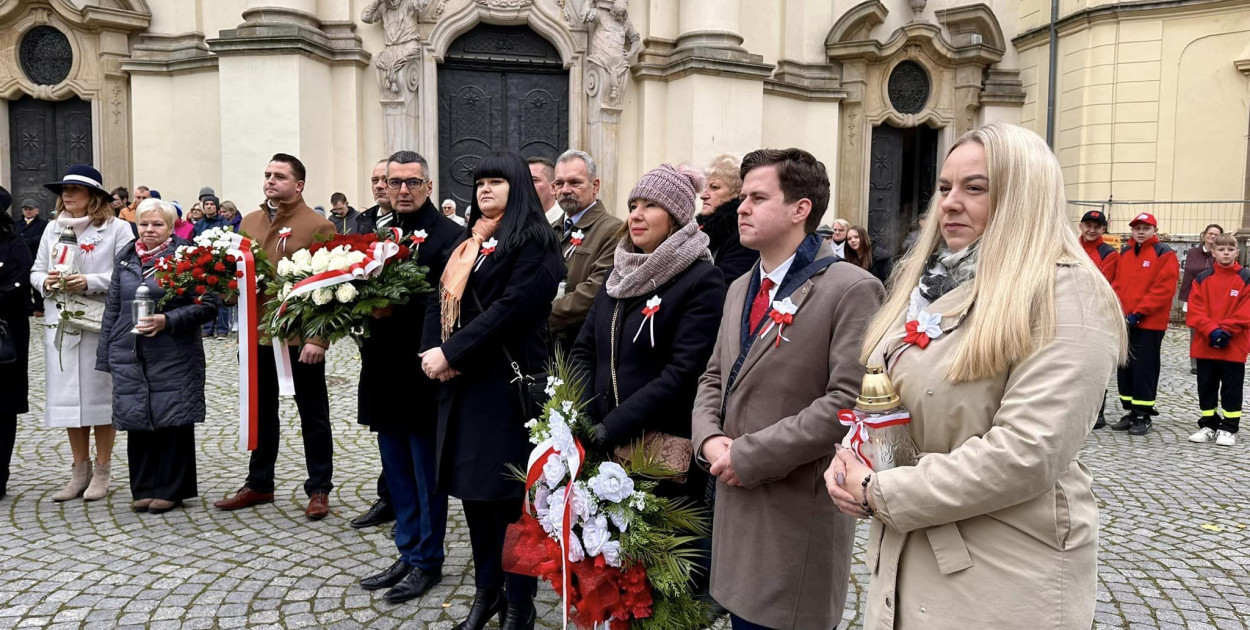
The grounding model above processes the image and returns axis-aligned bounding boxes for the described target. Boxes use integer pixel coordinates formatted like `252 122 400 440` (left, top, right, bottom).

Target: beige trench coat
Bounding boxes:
862 264 1119 629
692 244 884 630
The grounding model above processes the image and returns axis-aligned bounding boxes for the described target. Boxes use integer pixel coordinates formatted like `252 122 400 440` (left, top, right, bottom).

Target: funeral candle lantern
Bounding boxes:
130 284 155 335
840 366 918 472
52 230 79 274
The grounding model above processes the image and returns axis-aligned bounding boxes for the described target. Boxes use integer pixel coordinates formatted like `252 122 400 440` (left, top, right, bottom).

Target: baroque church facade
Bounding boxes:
1 0 1248 258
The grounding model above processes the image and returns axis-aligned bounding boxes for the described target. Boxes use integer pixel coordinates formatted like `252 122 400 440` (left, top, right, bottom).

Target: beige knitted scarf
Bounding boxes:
605 221 712 299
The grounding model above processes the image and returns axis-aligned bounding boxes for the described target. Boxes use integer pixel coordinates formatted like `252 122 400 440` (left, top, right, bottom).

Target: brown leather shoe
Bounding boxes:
306 492 330 521
213 487 274 511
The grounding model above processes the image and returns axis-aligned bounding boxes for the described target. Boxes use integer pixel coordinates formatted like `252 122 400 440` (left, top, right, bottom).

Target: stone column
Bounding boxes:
97 28 133 190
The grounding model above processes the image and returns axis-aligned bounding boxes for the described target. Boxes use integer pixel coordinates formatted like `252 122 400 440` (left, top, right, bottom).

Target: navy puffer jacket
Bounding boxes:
96 237 218 431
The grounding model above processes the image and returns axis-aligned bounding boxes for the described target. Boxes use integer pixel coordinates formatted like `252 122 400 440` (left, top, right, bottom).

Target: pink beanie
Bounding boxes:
627 164 706 227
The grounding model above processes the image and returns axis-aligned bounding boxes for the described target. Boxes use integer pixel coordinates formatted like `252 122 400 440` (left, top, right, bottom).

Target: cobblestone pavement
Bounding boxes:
1 325 1247 629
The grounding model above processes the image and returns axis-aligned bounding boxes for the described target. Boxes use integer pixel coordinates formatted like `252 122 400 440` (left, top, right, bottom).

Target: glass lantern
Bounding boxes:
51 230 78 275
130 284 155 335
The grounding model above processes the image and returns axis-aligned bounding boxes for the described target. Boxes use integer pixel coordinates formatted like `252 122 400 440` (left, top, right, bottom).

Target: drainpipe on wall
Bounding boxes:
1045 0 1059 147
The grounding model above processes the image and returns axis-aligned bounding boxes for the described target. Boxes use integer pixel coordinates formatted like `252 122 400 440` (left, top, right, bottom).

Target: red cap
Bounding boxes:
1128 212 1157 228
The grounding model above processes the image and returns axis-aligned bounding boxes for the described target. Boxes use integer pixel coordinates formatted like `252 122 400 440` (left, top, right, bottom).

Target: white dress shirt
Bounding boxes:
759 252 797 303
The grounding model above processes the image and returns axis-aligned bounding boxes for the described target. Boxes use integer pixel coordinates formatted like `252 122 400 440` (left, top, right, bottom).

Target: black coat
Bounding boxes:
0 234 33 415
425 227 565 501
571 260 725 447
15 216 46 258
697 198 757 284
96 238 218 431
357 200 463 434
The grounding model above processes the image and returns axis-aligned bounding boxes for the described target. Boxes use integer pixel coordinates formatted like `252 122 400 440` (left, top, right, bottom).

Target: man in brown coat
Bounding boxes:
215 153 338 521
549 149 623 348
691 148 883 630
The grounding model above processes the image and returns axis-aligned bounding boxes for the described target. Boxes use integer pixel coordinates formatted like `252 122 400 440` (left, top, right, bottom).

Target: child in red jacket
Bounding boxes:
1185 233 1250 446
1111 213 1180 436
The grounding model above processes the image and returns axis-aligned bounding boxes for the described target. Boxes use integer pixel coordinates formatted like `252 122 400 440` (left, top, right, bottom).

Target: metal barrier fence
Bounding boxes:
1067 200 1249 237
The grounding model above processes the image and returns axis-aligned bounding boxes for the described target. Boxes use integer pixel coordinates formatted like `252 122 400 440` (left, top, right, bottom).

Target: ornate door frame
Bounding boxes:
423 1 585 202
826 1 1009 225
0 0 150 192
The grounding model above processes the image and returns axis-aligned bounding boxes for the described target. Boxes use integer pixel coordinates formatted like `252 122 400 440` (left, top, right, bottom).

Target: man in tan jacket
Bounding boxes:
214 152 337 521
691 148 883 630
549 150 623 348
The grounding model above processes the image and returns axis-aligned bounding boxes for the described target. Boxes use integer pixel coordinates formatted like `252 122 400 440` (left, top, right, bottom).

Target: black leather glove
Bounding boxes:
590 423 611 448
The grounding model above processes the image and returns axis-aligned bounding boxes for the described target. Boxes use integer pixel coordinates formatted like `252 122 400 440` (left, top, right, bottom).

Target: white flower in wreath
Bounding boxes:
589 461 634 504
570 481 597 521
276 258 292 277
561 400 575 414
347 250 367 266
279 282 294 301
310 249 332 274
581 514 611 557
311 287 334 305
548 416 576 456
334 283 358 303
606 508 630 533
541 486 567 536
629 491 647 511
542 454 567 489
601 540 622 567
567 532 585 563
544 376 565 398
291 248 313 269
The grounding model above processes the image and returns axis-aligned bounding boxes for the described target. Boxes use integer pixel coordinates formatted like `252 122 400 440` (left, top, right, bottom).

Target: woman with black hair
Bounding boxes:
421 151 564 630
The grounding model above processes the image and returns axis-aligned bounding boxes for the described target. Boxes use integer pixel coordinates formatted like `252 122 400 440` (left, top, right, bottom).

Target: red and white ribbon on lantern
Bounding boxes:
759 296 798 347
522 435 585 630
837 408 911 470
272 228 404 395
632 295 662 347
229 233 261 451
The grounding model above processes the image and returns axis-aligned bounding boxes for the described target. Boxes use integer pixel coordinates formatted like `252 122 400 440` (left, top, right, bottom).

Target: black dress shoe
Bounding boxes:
1128 418 1152 436
350 499 396 529
1093 409 1106 429
384 566 442 604
454 588 506 630
361 558 411 591
500 599 536 630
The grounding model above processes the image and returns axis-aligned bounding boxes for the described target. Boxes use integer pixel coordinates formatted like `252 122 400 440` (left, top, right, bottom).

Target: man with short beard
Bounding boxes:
215 153 338 521
355 159 395 233
549 149 623 348
356 150 462 604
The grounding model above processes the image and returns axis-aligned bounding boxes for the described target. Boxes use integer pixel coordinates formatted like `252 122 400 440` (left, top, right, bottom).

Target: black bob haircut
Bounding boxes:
467 151 559 253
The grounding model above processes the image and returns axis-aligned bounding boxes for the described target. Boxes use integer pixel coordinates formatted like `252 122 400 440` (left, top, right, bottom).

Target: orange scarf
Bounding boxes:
440 215 501 340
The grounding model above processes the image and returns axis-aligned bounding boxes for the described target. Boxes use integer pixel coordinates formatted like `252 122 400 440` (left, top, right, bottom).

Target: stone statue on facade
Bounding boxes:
583 0 640 109
361 0 433 152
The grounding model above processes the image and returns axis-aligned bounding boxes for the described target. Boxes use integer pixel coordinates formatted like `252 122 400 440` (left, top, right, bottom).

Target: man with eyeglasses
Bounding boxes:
215 152 338 521
355 159 395 234
356 150 462 604
549 149 623 349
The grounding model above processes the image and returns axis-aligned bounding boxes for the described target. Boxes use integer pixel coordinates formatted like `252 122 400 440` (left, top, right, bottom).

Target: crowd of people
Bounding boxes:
0 120 1236 630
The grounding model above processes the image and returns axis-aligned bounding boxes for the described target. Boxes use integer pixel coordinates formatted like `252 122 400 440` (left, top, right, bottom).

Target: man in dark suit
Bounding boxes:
356 150 462 604
15 201 46 315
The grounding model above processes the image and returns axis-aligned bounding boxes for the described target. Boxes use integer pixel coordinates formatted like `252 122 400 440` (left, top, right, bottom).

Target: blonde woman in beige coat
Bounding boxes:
825 123 1126 629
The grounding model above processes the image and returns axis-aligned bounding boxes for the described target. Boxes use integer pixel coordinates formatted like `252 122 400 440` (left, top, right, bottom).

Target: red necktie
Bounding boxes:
749 277 775 332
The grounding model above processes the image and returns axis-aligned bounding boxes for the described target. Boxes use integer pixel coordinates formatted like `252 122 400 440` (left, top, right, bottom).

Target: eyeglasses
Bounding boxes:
387 178 427 190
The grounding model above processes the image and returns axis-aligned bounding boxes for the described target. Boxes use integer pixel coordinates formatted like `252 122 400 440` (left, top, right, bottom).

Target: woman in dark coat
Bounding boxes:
571 164 725 500
97 199 217 513
421 152 564 630
0 186 34 500
697 153 757 282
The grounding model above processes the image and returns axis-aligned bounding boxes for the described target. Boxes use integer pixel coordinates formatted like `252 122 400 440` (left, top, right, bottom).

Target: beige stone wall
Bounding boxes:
1015 0 1250 234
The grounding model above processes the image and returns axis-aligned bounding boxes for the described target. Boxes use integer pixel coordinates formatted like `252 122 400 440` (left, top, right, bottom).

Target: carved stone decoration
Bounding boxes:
361 0 435 154
581 0 639 207
887 60 929 114
908 0 928 18
474 0 535 7
20 25 73 86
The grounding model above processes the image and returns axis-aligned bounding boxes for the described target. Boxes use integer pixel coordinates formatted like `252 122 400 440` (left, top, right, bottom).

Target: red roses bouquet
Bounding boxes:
154 227 272 307
260 228 431 345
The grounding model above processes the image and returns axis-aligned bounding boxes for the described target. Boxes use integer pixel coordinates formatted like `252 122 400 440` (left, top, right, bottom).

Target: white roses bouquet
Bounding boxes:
504 356 710 630
261 230 430 345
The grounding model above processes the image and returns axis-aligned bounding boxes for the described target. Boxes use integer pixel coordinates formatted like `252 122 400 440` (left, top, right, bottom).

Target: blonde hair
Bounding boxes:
704 153 743 196
55 191 113 227
135 198 178 231
860 122 1126 382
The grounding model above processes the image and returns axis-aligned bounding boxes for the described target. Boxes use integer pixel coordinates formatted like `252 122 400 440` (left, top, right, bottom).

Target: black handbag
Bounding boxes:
469 289 550 418
0 319 16 364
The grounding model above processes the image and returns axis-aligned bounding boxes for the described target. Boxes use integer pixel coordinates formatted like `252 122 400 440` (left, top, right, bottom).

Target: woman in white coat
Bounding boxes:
30 165 133 501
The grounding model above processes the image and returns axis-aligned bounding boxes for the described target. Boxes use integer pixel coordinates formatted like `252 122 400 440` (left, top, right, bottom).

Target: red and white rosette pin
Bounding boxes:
79 243 96 255
759 296 798 347
410 229 427 257
277 226 292 253
632 295 662 347
564 229 585 257
902 310 943 349
474 237 498 272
